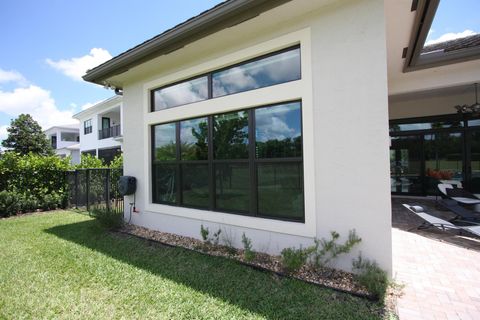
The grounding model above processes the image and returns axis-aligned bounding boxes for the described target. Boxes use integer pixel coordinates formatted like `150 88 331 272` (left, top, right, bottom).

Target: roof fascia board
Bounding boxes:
83 0 291 86
72 96 122 119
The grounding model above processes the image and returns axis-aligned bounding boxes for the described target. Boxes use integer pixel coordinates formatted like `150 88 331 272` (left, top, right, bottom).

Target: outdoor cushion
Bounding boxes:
446 188 478 199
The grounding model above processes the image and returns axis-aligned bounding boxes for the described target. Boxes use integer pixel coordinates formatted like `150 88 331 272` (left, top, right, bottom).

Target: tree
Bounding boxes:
1 114 53 156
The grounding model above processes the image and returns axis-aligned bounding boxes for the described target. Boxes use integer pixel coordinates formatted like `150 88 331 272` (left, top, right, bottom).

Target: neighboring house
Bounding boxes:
82 0 480 275
72 96 123 164
44 124 80 164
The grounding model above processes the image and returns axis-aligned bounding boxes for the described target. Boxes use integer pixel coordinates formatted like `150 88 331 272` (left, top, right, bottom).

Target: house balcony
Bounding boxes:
98 124 121 140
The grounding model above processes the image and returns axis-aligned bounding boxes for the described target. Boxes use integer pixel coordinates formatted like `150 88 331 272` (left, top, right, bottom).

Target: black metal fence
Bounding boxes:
65 168 124 214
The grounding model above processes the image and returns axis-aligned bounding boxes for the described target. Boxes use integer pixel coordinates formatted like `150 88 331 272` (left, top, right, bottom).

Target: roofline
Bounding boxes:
72 95 122 119
43 125 79 132
82 0 291 87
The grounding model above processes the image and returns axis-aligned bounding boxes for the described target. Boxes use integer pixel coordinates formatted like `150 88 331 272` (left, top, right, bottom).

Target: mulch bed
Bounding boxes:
120 224 381 301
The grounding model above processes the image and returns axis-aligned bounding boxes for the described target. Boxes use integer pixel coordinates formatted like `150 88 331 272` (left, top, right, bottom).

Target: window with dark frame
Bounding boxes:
151 45 301 112
84 119 92 135
152 101 304 222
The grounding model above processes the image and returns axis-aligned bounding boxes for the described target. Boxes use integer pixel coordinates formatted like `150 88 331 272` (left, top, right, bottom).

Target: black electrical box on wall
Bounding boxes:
118 176 136 196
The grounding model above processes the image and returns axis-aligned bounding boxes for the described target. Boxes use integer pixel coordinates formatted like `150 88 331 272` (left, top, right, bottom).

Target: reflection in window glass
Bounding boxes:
153 123 177 161
389 121 463 133
424 133 463 192
255 102 302 158
61 132 79 142
180 118 208 160
182 164 209 208
215 163 250 212
214 111 249 159
469 119 480 127
212 47 300 97
257 163 303 219
153 76 208 111
153 164 177 203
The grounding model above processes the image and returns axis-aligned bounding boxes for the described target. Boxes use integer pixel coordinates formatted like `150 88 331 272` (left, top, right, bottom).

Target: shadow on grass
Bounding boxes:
45 219 383 320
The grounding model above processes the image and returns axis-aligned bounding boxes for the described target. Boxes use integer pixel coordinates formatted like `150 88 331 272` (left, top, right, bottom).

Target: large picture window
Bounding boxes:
151 45 301 111
151 101 304 221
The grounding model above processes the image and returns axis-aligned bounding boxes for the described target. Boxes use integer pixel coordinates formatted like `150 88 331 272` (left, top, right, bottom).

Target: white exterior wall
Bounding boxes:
44 127 79 150
75 98 123 154
122 0 391 273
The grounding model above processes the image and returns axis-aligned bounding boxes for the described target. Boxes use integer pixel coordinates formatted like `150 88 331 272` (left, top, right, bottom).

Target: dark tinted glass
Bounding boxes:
214 111 249 159
215 163 250 212
180 117 208 160
181 164 209 208
390 120 463 133
257 163 303 220
153 123 177 161
153 164 177 203
255 102 302 158
212 47 301 97
153 76 208 111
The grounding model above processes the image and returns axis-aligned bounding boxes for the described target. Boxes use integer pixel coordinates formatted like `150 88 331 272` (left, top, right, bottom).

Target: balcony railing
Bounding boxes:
98 125 121 140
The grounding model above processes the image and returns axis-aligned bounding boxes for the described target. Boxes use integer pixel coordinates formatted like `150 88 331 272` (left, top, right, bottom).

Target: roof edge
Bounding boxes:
83 0 291 87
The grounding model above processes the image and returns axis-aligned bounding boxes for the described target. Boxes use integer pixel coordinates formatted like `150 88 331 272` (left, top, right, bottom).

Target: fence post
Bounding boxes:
106 169 111 211
75 170 79 209
86 169 90 212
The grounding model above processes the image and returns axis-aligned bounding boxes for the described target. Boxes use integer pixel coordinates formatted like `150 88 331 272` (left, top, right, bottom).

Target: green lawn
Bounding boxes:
0 212 385 319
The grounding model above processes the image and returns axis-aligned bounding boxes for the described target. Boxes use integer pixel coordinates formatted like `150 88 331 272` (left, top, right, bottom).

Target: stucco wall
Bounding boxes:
122 0 391 273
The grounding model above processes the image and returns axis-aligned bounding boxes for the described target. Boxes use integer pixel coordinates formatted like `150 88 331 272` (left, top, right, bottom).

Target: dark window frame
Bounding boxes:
84 119 92 135
151 100 305 222
150 44 301 112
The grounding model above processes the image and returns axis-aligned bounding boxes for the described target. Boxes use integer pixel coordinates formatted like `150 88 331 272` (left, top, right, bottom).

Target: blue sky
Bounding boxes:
0 0 223 141
426 0 480 45
0 0 479 143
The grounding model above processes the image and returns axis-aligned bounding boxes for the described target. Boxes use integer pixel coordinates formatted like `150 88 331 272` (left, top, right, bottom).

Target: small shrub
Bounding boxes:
19 194 38 213
0 191 20 217
241 233 255 262
91 207 124 230
200 224 210 244
309 229 362 268
352 254 389 301
280 247 309 273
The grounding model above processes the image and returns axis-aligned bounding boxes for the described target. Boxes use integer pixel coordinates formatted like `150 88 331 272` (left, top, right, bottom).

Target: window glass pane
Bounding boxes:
257 163 303 220
153 123 177 161
212 47 301 97
215 163 250 212
390 120 463 133
153 76 208 111
153 164 177 204
61 132 78 142
181 164 209 208
469 119 480 127
255 102 302 158
180 117 208 160
424 132 463 194
214 111 249 159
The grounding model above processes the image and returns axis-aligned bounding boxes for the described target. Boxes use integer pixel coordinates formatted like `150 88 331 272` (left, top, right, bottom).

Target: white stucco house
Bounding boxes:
81 0 480 274
44 124 81 164
72 96 123 164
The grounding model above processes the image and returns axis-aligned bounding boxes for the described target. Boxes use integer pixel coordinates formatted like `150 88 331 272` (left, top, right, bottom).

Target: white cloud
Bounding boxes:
0 68 27 86
0 125 8 142
46 48 112 81
80 100 103 111
425 29 477 46
0 84 78 132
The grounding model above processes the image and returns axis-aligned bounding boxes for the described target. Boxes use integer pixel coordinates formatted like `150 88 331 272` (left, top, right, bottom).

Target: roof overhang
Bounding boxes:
83 0 291 88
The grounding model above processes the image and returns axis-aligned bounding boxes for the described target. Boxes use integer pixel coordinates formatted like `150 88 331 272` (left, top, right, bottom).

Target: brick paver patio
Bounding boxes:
392 198 480 320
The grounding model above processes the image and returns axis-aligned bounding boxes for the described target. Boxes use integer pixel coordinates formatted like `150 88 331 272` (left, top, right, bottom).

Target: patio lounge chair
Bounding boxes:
438 199 480 223
437 183 480 206
402 204 480 237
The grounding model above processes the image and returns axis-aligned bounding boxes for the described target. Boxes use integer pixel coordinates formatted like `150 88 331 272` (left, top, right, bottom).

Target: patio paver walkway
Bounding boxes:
392 198 480 320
